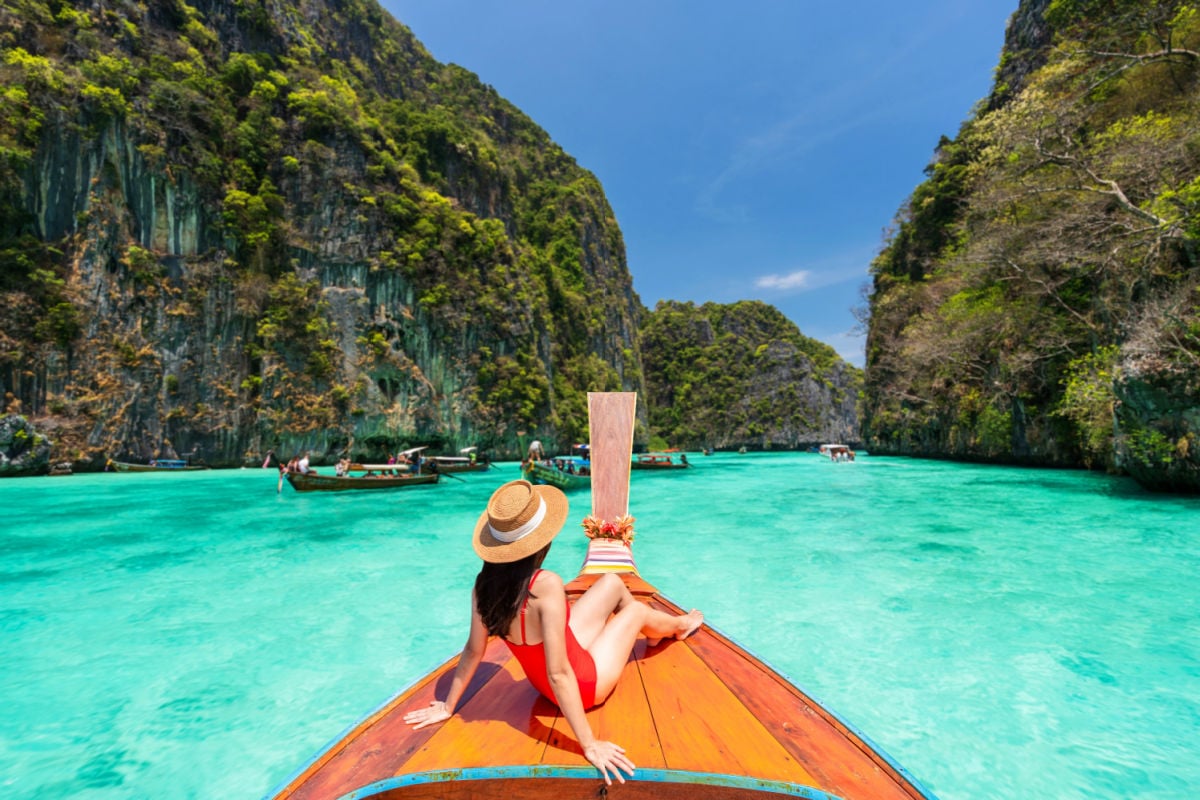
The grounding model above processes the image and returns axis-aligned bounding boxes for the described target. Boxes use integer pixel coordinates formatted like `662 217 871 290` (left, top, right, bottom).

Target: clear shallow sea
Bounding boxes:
1 453 1197 800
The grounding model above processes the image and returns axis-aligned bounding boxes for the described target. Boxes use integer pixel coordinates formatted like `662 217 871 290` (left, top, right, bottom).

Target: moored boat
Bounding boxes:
106 459 207 472
427 448 492 474
630 451 690 470
521 444 591 491
818 443 856 462
265 393 935 800
285 466 439 493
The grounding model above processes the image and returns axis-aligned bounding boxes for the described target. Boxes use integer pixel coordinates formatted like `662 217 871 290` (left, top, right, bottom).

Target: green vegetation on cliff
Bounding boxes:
865 0 1200 491
0 0 636 461
641 300 860 450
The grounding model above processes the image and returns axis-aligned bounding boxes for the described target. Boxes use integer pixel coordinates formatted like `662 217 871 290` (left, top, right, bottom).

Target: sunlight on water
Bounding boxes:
1 455 1197 800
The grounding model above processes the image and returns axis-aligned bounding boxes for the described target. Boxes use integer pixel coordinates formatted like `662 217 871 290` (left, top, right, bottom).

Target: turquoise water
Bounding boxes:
1 454 1197 800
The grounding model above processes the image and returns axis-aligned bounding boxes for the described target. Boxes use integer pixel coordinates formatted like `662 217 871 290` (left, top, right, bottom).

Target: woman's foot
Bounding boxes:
676 609 704 640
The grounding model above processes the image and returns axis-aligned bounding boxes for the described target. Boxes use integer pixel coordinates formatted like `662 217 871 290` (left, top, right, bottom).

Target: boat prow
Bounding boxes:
266 394 934 800
268 577 933 800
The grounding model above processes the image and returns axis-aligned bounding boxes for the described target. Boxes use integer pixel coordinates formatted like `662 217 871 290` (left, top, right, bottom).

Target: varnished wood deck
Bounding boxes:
270 584 931 800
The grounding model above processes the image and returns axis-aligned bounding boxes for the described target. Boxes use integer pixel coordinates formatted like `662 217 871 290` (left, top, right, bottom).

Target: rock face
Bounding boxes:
1115 354 1200 493
0 0 647 467
862 0 1200 493
988 0 1053 108
641 301 861 451
0 0 860 471
0 415 52 476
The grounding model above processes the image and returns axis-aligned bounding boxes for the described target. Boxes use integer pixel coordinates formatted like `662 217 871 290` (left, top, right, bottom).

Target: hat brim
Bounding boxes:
472 483 569 563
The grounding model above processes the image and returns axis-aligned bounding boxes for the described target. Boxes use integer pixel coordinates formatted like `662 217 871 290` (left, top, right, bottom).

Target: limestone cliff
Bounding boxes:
0 0 645 466
641 300 861 450
0 414 52 476
0 0 861 472
863 0 1200 492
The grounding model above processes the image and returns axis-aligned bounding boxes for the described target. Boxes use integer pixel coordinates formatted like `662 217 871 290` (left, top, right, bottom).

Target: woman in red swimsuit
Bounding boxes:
403 479 703 785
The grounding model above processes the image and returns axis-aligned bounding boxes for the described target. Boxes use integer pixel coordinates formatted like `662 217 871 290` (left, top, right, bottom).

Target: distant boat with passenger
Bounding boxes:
427 447 492 474
819 444 856 462
285 462 439 493
630 451 691 470
522 444 591 491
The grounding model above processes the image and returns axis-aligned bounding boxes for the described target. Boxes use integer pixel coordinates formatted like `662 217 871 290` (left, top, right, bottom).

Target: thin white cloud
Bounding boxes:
755 270 811 291
750 245 875 297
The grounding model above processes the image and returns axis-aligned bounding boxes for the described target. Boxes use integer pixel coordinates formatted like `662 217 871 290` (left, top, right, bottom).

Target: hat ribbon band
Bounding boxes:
488 498 547 543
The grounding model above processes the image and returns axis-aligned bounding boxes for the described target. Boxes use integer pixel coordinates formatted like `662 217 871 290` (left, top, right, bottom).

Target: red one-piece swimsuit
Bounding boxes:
503 569 599 709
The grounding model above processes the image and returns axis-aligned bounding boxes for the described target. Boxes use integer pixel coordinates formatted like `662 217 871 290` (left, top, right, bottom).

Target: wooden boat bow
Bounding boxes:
267 394 936 800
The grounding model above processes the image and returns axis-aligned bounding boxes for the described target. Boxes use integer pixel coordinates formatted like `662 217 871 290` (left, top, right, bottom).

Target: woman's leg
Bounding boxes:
567 573 634 649
586 603 704 701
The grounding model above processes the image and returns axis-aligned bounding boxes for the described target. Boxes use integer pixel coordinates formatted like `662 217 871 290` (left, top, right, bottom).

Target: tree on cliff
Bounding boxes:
641 300 860 450
0 0 644 464
864 0 1200 492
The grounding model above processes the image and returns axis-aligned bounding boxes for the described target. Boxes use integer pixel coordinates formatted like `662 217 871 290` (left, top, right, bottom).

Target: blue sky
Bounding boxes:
380 1 1018 366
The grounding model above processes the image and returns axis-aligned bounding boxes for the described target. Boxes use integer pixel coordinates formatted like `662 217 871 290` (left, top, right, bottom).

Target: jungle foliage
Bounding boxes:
865 0 1200 489
640 299 856 449
0 0 640 455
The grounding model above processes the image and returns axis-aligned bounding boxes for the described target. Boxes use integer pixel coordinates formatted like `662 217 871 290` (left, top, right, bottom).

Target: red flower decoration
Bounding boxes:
582 514 636 544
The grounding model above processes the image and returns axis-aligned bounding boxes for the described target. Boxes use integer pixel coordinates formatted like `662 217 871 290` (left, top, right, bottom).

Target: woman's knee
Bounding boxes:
595 573 624 592
595 573 624 593
585 573 627 605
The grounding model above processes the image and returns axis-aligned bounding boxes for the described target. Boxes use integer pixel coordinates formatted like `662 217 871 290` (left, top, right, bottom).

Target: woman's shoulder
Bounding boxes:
531 569 565 593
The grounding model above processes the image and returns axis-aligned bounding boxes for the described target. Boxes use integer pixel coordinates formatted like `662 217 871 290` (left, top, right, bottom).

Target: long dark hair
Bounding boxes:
474 544 551 637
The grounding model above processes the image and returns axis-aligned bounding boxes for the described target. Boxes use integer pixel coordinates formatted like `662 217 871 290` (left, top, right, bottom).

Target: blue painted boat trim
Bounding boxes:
335 766 841 799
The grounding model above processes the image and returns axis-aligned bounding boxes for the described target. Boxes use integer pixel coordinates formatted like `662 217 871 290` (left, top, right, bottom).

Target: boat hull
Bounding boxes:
285 472 439 492
431 461 492 474
108 461 207 472
630 453 690 471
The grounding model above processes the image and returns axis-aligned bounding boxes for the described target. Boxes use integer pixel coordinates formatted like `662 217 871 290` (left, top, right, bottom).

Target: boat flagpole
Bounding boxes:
578 392 639 576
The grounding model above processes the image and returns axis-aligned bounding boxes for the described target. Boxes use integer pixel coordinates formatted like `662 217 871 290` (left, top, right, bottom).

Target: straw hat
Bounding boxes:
473 479 569 563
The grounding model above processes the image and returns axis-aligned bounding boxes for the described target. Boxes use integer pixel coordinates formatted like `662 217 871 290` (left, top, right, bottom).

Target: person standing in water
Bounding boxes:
403 479 702 785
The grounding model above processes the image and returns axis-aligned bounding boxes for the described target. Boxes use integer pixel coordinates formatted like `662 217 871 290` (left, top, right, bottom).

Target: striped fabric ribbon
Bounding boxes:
578 538 639 575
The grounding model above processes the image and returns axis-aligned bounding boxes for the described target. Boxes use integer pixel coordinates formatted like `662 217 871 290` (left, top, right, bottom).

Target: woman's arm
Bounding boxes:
403 589 489 729
536 574 635 785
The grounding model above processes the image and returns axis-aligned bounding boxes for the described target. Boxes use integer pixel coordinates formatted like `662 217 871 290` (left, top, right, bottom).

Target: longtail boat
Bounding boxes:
285 467 439 493
630 451 691 470
818 444 856 462
522 444 591 491
521 458 590 490
265 392 935 800
106 458 207 472
427 455 492 474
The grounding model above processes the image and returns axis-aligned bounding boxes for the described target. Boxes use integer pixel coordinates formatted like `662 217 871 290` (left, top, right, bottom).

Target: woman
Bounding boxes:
403 479 703 785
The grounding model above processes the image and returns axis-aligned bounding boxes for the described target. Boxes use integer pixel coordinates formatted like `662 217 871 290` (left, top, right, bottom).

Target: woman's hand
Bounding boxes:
402 700 451 730
583 740 635 785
